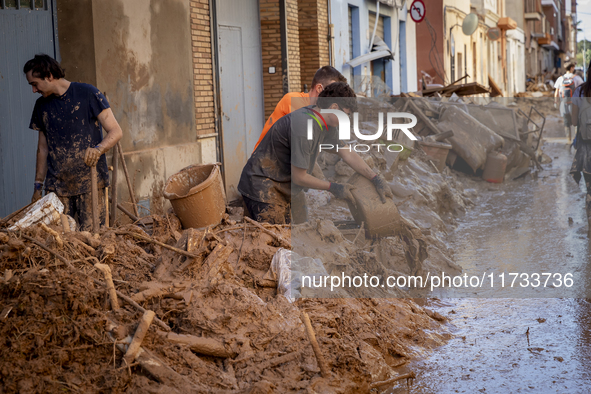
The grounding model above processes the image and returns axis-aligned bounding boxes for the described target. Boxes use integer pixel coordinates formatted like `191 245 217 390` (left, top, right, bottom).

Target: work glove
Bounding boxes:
328 182 356 208
371 174 394 203
84 146 103 167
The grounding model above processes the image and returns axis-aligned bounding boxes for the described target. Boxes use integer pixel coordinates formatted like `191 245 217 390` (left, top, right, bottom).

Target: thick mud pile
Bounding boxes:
0 213 449 393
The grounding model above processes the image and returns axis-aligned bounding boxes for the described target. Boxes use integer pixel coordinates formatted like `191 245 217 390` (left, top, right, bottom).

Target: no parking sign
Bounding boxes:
410 0 425 23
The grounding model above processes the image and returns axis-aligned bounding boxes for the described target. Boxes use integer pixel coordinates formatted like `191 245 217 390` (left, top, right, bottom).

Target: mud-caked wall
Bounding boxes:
58 0 215 216
56 0 97 85
92 0 196 151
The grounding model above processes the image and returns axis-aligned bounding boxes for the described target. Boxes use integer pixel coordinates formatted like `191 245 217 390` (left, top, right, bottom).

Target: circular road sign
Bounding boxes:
410 0 426 23
487 27 501 41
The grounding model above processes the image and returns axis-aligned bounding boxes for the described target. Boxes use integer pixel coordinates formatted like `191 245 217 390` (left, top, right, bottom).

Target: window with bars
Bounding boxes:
0 0 45 10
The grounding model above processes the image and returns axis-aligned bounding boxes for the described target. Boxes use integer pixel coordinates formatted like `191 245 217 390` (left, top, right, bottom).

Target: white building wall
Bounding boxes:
507 27 526 94
405 9 418 93
331 0 365 82
330 0 416 95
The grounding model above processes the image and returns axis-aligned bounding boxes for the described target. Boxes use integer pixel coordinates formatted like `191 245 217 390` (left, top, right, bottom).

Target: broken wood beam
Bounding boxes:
109 332 202 392
90 165 99 233
39 222 64 248
69 236 97 255
214 223 290 235
429 129 454 142
95 263 120 310
406 99 441 136
256 278 278 288
131 282 188 303
115 230 203 259
124 310 155 365
253 350 302 373
448 74 469 86
115 290 171 332
105 187 109 228
156 330 236 358
77 231 102 248
244 217 291 249
110 141 119 225
116 142 139 218
370 372 416 389
202 244 234 284
117 203 140 222
301 311 330 378
60 214 70 233
488 74 503 97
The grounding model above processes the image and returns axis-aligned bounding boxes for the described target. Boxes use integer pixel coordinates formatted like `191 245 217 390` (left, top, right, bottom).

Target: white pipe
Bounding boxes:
369 1 380 51
328 0 334 66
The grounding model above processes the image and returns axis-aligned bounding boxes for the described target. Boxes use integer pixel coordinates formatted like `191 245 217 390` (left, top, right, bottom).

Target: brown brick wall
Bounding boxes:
260 0 284 119
298 0 329 89
190 0 216 136
259 0 303 118
286 0 301 92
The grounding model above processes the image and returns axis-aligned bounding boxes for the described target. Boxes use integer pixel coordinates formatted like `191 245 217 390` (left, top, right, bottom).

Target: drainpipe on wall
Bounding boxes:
279 0 289 94
209 0 222 166
369 1 380 51
328 0 334 67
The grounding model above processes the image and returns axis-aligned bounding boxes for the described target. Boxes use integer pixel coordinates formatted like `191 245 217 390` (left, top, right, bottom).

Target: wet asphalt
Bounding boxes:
390 140 591 393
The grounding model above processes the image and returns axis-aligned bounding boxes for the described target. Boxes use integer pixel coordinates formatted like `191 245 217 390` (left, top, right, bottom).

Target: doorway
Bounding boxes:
0 0 59 217
215 0 265 201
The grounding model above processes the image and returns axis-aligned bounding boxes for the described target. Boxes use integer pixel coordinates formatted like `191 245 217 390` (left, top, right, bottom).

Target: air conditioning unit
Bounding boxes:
378 0 406 9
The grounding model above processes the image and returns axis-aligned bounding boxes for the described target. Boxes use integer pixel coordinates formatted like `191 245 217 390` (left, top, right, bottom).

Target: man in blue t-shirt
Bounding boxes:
24 54 123 231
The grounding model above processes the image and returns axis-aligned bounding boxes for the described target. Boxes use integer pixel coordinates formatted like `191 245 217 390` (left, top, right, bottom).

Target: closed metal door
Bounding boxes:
216 0 264 201
0 0 58 217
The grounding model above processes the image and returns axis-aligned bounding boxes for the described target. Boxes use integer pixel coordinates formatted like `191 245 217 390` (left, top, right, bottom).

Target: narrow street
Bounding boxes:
391 140 591 392
1 0 588 391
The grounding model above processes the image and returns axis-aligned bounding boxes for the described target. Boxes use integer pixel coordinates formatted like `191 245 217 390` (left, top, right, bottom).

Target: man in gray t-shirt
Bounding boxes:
238 82 392 224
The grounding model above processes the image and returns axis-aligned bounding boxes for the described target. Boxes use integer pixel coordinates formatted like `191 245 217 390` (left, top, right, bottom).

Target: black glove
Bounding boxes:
329 182 356 207
371 174 394 203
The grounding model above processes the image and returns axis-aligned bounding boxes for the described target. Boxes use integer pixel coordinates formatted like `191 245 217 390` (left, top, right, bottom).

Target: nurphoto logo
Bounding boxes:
306 109 418 153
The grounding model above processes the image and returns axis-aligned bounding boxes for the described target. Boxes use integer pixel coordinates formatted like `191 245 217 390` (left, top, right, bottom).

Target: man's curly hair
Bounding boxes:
316 82 358 113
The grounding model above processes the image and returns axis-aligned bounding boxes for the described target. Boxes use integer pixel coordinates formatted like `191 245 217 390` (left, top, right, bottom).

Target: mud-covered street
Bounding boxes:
2 0 588 386
391 140 591 393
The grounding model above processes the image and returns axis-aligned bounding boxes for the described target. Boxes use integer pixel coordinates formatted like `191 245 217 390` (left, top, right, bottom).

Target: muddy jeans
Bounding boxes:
58 188 106 231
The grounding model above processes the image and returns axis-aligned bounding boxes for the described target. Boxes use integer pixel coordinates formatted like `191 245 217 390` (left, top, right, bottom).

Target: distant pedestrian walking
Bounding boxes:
570 63 591 231
555 63 576 142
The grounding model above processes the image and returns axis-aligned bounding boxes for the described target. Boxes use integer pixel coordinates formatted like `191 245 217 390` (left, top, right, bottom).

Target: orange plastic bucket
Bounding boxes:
482 152 507 183
163 164 226 229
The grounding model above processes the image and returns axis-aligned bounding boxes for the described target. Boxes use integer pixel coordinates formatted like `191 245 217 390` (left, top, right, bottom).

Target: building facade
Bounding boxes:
330 0 419 96
0 0 344 215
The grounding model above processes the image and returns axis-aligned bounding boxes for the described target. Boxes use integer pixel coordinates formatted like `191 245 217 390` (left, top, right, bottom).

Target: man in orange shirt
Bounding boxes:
253 66 347 151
